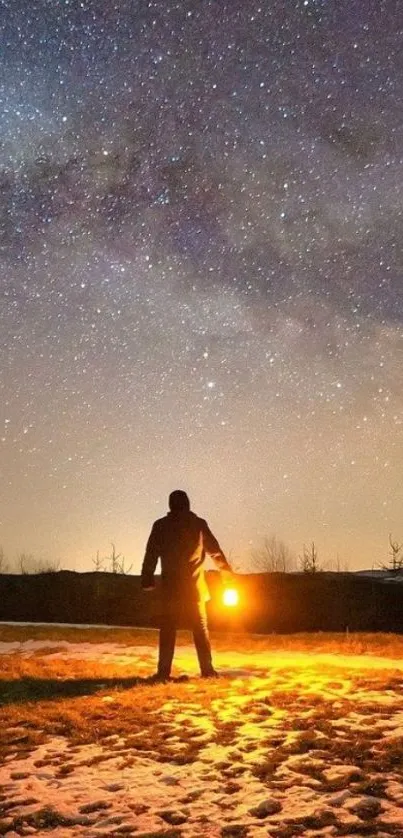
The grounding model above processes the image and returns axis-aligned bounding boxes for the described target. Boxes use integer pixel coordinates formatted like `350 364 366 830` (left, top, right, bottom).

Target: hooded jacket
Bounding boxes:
141 510 231 604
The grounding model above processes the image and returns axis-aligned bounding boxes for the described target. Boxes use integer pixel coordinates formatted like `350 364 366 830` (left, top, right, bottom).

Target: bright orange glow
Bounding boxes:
223 588 239 607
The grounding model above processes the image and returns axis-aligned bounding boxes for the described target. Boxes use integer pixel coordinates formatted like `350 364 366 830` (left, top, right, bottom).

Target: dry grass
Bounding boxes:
1 627 403 760
0 649 153 689
0 623 158 645
0 679 225 763
1 626 403 711
2 628 403 837
2 622 403 655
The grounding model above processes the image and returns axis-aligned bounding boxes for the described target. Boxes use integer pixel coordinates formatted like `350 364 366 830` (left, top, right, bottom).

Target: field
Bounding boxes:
1 626 403 837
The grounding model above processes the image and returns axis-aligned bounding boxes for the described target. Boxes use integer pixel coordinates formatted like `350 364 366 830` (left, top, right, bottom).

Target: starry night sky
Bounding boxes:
1 0 403 572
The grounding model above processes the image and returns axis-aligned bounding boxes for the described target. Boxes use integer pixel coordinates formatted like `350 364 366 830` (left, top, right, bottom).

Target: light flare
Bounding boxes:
223 588 239 607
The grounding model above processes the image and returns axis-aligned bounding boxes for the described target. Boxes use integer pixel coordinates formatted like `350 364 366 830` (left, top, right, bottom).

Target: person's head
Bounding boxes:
169 489 190 513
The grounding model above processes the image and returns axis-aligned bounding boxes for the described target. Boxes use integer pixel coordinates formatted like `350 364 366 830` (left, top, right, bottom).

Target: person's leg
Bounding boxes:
192 601 216 676
157 613 176 678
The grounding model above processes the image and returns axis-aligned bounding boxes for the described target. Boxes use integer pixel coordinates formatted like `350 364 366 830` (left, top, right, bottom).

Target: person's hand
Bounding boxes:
222 569 235 584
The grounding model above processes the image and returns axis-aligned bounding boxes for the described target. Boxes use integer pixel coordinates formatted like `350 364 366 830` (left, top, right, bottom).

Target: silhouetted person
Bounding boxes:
141 490 233 681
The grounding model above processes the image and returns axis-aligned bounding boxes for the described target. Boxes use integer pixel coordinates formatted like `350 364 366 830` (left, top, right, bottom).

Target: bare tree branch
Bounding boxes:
299 541 322 573
251 535 295 573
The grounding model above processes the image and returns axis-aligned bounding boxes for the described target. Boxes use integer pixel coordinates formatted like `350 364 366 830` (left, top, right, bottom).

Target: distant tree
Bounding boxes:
18 552 36 574
299 541 322 574
378 534 403 574
42 559 60 573
92 550 106 572
0 547 9 574
335 553 350 573
18 553 60 574
251 534 295 573
109 543 133 574
324 553 350 573
95 543 133 574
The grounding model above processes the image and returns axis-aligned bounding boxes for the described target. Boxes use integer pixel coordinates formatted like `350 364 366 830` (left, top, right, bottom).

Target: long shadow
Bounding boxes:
0 671 238 706
0 675 161 706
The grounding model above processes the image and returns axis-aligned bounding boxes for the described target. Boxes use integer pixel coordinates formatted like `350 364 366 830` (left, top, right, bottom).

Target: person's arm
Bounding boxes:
141 523 160 590
202 520 233 576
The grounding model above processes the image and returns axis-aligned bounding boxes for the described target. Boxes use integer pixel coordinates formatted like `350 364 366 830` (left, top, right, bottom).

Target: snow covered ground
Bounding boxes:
1 634 403 837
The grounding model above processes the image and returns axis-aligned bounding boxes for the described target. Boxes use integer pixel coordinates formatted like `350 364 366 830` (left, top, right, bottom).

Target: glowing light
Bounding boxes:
223 588 239 607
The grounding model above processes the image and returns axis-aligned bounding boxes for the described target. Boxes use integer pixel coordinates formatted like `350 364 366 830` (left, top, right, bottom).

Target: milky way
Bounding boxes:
1 0 403 571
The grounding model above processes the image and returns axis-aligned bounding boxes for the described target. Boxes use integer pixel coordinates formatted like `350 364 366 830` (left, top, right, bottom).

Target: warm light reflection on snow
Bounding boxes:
2 631 403 835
